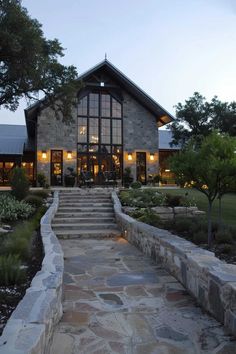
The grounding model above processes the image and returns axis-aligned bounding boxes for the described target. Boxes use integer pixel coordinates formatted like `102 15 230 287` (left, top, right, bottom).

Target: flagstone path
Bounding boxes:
50 236 235 354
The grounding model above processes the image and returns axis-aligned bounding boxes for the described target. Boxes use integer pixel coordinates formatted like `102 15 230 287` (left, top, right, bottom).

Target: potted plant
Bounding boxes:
123 167 133 188
64 167 76 187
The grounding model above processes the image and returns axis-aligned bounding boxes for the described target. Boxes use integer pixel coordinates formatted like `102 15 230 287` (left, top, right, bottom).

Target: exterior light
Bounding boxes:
67 151 72 159
128 153 132 161
22 162 26 167
100 82 105 87
150 153 154 161
165 169 170 172
42 151 47 159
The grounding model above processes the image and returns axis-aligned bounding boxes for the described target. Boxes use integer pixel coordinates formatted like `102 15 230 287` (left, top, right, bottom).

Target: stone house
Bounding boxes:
0 60 176 186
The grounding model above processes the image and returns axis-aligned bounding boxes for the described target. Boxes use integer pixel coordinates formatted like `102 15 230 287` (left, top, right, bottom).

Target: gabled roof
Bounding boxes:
159 130 181 150
25 59 174 132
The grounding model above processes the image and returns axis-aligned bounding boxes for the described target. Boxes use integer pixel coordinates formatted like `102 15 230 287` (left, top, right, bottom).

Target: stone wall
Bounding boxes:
37 104 78 185
112 192 236 337
0 192 64 354
123 91 159 181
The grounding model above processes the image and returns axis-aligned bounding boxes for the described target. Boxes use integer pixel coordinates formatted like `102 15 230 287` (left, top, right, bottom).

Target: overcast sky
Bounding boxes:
0 0 235 126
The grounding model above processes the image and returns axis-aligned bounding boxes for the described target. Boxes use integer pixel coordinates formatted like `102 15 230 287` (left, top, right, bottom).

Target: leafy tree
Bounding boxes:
10 166 29 200
169 132 236 247
171 92 236 146
0 0 79 121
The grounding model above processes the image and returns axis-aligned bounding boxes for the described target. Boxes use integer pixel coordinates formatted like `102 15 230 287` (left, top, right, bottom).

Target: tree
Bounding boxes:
171 92 236 147
169 132 236 248
0 0 79 121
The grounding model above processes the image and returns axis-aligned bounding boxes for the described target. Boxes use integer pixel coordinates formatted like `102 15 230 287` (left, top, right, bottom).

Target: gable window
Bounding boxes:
89 118 99 143
78 96 87 116
101 94 111 117
112 97 121 118
112 119 121 144
101 118 111 144
89 93 99 116
78 117 87 143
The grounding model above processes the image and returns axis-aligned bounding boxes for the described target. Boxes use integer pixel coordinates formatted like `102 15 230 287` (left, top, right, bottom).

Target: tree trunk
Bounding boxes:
218 196 223 229
207 200 213 248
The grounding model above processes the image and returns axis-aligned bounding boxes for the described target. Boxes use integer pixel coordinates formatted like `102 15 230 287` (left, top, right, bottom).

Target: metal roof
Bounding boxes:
159 130 181 150
0 124 27 155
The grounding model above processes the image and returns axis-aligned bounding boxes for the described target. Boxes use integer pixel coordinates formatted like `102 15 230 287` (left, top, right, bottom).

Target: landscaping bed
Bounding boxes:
119 188 236 264
0 189 50 334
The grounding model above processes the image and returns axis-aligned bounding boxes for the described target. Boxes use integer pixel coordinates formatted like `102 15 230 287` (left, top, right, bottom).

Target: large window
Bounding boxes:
77 92 123 180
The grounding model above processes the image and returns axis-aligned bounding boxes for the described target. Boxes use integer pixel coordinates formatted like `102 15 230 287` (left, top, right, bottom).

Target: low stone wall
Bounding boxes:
112 192 236 337
0 191 64 354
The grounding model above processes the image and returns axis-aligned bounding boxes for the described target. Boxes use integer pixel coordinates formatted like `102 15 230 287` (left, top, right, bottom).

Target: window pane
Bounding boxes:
89 93 99 116
101 118 110 144
51 151 62 163
78 144 87 152
78 155 87 175
112 119 122 144
89 118 99 143
112 98 122 118
101 145 111 153
101 94 111 117
112 154 122 179
101 155 111 172
78 117 87 143
112 146 122 154
78 96 88 115
88 144 99 152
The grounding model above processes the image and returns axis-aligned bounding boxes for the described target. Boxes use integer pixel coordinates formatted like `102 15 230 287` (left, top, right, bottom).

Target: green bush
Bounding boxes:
215 230 233 245
153 174 162 184
172 217 195 233
193 230 207 244
0 254 26 286
10 167 29 200
30 189 50 199
165 193 185 207
220 244 232 254
37 173 47 187
131 181 142 189
24 195 43 208
137 209 161 227
0 194 35 221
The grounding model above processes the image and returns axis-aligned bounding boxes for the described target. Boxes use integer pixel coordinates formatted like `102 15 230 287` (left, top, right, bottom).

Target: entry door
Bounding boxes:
51 150 63 186
136 152 146 184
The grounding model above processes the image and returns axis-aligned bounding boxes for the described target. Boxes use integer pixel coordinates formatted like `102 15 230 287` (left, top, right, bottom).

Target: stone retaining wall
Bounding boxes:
112 192 236 337
0 191 64 354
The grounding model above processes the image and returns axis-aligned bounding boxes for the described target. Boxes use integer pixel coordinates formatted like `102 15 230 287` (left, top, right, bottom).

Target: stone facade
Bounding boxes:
123 91 159 180
112 191 236 337
36 88 159 185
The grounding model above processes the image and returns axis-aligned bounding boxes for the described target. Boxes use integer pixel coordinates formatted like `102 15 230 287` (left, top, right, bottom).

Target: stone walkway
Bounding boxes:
50 237 235 354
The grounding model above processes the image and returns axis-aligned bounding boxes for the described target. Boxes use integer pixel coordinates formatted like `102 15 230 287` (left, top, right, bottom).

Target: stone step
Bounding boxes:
54 228 121 239
59 195 111 199
59 202 113 207
55 211 115 218
53 217 115 224
52 223 118 231
59 198 112 203
57 207 114 213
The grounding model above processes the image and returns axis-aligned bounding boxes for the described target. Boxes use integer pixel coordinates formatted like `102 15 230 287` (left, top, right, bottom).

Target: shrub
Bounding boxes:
193 230 207 244
215 230 233 245
153 174 162 184
30 189 50 199
37 173 47 187
24 195 43 208
137 209 161 227
165 194 185 207
0 254 26 286
172 217 195 233
0 194 35 221
220 244 232 254
10 167 29 200
131 181 142 189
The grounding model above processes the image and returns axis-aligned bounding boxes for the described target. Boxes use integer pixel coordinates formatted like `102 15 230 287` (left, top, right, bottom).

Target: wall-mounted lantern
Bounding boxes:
42 151 47 159
128 153 133 161
67 151 72 159
165 169 170 172
150 153 154 161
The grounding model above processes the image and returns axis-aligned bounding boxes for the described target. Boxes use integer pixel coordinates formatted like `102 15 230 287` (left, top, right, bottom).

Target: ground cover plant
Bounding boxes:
0 169 50 334
119 188 236 264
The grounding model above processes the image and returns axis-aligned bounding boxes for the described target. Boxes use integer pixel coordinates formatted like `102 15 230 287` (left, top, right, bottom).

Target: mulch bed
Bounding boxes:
0 229 44 335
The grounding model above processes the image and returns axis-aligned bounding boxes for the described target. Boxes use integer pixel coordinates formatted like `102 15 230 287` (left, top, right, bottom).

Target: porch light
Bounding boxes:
165 169 170 172
128 153 133 161
42 151 47 159
67 151 72 159
22 162 26 167
150 153 154 161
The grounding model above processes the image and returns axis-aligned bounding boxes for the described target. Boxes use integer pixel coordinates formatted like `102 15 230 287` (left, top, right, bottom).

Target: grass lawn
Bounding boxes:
160 188 236 227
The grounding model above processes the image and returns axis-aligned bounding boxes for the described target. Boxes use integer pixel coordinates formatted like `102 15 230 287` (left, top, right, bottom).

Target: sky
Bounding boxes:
0 0 236 127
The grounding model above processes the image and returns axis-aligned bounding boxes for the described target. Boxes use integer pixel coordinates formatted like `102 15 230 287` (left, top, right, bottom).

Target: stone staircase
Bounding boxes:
52 189 121 239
